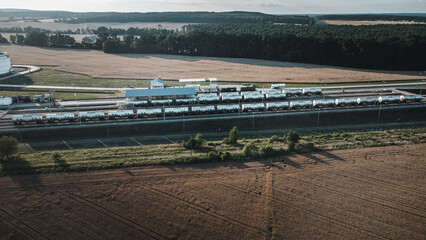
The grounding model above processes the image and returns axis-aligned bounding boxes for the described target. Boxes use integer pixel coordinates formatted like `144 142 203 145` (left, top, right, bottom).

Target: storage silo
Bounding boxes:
0 52 12 76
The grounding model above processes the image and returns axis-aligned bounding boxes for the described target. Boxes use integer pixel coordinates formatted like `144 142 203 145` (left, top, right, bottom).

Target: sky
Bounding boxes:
1 0 425 14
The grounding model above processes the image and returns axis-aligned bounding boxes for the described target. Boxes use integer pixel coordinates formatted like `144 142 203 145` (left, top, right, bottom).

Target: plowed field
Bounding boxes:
1 44 422 83
0 144 425 239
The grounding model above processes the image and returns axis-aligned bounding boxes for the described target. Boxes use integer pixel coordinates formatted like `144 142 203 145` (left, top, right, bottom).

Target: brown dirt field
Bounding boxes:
0 144 425 239
1 44 423 83
324 20 426 26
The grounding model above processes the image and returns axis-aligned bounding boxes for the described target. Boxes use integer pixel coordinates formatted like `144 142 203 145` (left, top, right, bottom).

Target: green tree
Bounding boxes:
16 34 25 44
287 131 300 143
242 143 256 157
9 35 16 44
224 126 239 144
0 136 19 160
25 31 48 47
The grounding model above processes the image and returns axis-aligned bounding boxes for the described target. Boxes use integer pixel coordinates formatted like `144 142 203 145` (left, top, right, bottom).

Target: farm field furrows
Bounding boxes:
1 44 423 83
0 143 425 239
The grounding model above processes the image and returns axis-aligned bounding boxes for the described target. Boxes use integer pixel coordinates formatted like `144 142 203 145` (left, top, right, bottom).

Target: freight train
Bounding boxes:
12 94 422 124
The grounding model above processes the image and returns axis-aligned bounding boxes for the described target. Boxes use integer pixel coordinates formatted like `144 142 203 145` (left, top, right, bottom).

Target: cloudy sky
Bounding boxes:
2 0 425 14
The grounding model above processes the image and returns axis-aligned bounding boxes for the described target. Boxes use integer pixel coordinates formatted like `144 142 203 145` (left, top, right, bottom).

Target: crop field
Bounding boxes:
0 143 424 239
1 44 423 84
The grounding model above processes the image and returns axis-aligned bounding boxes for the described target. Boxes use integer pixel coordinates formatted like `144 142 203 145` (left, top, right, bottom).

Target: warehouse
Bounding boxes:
125 87 197 101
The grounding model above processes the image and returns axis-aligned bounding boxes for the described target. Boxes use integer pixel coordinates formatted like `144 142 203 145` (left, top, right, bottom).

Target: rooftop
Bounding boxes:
126 87 197 98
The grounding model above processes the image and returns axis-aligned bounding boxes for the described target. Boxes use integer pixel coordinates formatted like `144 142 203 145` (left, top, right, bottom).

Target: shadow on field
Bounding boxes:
1 156 41 188
304 153 330 165
54 155 70 171
316 151 345 161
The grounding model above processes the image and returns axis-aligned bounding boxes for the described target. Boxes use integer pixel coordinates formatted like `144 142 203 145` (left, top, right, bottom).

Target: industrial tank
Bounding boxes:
0 52 12 76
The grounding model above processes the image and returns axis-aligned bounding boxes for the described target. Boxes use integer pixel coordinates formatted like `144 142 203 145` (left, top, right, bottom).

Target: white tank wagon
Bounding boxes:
0 52 12 76
175 97 197 104
0 97 12 106
357 97 378 105
198 93 220 103
289 100 313 108
217 104 240 112
261 89 282 95
191 105 216 113
46 113 75 122
220 94 243 102
241 103 265 112
265 93 286 100
302 88 322 95
165 107 190 115
78 111 106 120
219 92 240 97
12 114 43 124
125 100 148 106
151 99 173 105
400 95 423 102
137 108 162 117
312 99 335 108
335 98 358 106
378 96 401 104
283 88 303 96
240 91 262 96
108 110 135 119
243 94 264 101
266 102 289 110
271 83 286 89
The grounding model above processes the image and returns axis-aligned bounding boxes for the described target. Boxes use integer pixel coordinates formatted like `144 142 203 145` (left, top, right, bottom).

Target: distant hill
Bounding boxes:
317 14 426 22
0 9 312 24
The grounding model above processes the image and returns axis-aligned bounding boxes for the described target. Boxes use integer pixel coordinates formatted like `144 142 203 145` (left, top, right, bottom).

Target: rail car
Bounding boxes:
243 94 264 101
302 88 322 95
125 100 148 106
220 94 243 102
283 88 303 96
265 93 286 100
312 99 335 108
241 103 265 112
289 100 313 108
11 95 423 125
108 110 135 119
266 102 289 110
335 98 358 106
261 89 282 95
175 97 197 104
150 99 173 105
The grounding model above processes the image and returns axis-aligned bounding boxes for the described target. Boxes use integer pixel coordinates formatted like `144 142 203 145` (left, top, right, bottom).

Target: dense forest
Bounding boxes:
317 14 426 22
7 24 426 71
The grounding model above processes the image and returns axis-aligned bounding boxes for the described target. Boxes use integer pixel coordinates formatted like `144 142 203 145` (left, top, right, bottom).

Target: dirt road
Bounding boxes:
0 144 425 239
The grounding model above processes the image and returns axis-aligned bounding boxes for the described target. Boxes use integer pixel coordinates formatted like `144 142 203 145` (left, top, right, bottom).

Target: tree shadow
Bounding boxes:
1 156 42 188
303 153 330 165
279 156 302 169
54 155 71 171
315 151 345 161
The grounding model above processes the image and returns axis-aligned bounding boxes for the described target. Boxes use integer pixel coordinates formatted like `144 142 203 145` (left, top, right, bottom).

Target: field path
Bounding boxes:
0 144 425 239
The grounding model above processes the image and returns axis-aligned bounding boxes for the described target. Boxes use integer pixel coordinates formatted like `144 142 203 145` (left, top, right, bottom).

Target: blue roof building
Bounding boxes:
126 87 197 98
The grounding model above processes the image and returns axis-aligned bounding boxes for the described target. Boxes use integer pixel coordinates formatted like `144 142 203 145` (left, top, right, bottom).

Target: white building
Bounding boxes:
150 79 165 89
0 52 12 76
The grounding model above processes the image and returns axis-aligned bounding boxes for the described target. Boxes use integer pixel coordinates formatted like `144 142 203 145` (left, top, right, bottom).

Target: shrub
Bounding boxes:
242 143 256 157
287 131 300 143
287 141 296 152
220 151 232 161
295 143 316 153
259 145 275 156
224 126 239 145
53 153 61 161
182 133 204 149
0 136 19 160
268 135 281 143
207 151 220 161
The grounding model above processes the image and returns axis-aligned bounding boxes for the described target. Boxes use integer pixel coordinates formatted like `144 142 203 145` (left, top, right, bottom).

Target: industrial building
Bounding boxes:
0 52 12 76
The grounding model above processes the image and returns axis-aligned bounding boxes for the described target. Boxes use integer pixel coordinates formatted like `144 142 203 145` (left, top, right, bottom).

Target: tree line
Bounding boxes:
7 24 426 71
317 14 426 23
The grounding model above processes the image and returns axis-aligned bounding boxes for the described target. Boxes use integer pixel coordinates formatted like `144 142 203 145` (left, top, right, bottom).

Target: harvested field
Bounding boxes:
1 44 423 83
0 144 425 239
324 20 426 25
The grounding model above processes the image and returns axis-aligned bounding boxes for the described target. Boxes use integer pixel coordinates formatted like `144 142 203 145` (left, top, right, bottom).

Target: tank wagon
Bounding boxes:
290 100 313 108
266 102 289 110
312 99 335 108
220 94 243 102
11 95 422 125
0 97 13 106
242 103 265 112
198 93 220 103
283 88 303 96
302 88 322 95
265 92 286 100
0 52 12 76
335 98 358 106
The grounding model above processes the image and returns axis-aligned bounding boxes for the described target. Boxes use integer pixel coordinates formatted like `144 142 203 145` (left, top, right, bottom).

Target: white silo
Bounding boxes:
0 52 12 76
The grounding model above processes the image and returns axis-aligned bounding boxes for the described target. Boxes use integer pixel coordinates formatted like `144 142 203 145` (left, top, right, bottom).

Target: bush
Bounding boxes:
0 136 19 160
295 143 316 153
287 131 300 143
207 151 220 161
182 133 204 150
220 152 232 161
287 141 296 152
224 126 239 145
242 143 257 157
53 153 61 161
268 135 282 143
259 145 275 156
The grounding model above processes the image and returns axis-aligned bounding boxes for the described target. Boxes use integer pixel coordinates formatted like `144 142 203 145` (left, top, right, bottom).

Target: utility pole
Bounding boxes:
377 105 382 123
317 107 321 127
